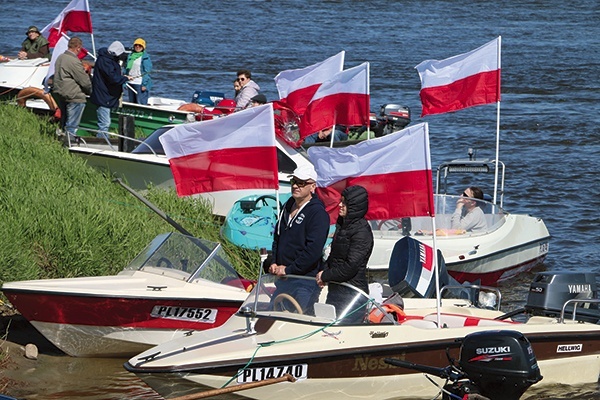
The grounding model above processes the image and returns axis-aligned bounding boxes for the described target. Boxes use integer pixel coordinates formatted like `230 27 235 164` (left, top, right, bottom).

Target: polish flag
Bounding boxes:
415 37 501 117
299 62 370 141
274 51 345 116
159 104 279 196
41 0 93 47
308 122 433 223
46 36 69 80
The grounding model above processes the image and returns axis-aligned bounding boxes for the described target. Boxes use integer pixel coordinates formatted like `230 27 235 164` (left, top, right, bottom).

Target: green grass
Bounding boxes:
0 104 259 286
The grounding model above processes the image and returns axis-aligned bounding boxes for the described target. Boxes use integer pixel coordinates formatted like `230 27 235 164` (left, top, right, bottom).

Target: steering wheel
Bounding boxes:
254 195 282 210
156 257 174 269
272 293 303 314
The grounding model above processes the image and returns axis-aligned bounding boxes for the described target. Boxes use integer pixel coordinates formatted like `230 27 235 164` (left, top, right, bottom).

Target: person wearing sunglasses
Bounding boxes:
234 69 260 110
267 164 329 314
451 186 487 233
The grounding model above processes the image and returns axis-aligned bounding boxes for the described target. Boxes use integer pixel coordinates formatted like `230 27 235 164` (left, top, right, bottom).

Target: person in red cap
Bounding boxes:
124 37 152 104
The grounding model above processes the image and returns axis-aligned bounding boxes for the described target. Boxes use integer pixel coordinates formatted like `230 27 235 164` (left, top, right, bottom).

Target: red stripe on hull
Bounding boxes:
448 255 546 286
3 291 241 330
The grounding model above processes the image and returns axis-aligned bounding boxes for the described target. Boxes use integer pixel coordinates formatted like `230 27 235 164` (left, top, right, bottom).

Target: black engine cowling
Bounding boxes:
459 330 542 400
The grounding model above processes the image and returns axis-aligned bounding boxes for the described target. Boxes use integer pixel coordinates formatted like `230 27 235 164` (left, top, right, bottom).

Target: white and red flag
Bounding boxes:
159 104 279 196
274 51 345 117
308 122 434 223
415 37 501 117
299 62 370 141
41 0 93 47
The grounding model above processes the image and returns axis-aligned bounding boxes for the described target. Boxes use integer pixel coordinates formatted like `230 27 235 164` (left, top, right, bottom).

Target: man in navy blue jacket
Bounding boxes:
90 41 130 139
269 164 330 313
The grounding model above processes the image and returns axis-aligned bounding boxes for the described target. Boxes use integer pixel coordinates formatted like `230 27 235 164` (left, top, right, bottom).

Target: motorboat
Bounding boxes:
222 157 550 286
125 270 600 400
68 124 310 217
1 232 254 357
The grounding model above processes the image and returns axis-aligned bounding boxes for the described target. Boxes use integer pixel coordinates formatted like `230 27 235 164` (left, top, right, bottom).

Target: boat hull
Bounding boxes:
127 314 600 399
2 272 247 357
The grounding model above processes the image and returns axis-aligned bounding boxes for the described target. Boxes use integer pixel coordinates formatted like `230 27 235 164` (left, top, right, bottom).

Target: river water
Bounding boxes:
1 0 599 398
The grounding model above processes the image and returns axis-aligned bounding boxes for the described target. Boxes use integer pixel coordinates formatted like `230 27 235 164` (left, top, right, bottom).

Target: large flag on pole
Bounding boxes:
299 62 370 140
159 104 279 196
308 122 433 223
40 0 93 47
415 37 501 117
274 51 345 117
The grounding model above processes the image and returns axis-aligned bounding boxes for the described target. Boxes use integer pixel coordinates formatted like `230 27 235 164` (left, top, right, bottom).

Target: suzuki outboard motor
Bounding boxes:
525 272 600 323
459 330 542 400
385 330 542 400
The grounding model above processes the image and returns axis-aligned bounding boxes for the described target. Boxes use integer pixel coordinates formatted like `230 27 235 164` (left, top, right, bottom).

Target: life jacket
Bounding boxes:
368 303 406 323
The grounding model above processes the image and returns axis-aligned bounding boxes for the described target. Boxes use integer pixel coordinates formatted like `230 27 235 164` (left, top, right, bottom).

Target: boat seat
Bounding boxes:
422 313 520 328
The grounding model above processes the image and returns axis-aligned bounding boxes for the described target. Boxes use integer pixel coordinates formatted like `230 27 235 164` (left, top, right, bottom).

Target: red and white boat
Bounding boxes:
1 232 254 357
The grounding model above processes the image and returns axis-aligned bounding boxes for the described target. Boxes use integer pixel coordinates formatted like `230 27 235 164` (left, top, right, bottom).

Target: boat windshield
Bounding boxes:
242 274 397 326
371 194 507 237
123 232 244 286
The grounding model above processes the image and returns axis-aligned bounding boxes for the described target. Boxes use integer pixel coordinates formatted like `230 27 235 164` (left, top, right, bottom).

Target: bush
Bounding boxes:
0 105 259 285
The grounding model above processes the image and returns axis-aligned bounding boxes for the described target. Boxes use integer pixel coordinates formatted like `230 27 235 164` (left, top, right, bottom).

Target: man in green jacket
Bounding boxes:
53 37 92 140
18 26 50 60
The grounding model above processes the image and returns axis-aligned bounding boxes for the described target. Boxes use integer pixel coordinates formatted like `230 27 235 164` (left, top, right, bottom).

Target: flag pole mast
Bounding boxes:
86 0 96 57
366 62 371 140
492 36 501 204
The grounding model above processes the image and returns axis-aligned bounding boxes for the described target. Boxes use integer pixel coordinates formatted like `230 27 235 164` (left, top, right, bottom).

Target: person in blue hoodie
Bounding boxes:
90 41 130 139
268 164 330 314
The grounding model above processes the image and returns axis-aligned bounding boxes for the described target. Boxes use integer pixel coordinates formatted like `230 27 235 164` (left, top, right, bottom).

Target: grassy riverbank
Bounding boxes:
0 104 259 293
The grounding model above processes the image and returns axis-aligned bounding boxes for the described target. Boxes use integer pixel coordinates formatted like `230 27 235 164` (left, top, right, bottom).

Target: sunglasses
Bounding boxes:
290 178 312 188
237 77 247 82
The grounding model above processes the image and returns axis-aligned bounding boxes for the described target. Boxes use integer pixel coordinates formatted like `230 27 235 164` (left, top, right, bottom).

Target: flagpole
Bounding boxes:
366 62 371 140
86 0 96 57
493 36 501 204
431 216 442 327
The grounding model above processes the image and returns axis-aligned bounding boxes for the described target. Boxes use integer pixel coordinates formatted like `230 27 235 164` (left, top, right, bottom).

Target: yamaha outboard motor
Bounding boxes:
525 272 600 323
385 330 542 400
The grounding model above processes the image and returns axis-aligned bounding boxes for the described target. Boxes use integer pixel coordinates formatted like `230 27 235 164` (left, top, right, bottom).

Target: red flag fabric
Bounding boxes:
41 0 93 47
159 104 279 196
308 123 433 224
274 51 345 117
415 37 501 117
299 62 370 141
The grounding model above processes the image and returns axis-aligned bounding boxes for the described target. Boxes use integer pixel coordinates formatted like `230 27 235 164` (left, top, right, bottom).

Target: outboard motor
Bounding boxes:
385 330 542 400
525 272 600 323
372 104 411 137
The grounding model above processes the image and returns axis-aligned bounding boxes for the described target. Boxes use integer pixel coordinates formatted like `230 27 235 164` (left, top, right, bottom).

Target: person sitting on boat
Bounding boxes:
18 26 50 60
267 165 330 314
233 79 241 98
451 186 487 233
303 126 348 145
316 185 374 324
250 93 267 107
234 69 260 110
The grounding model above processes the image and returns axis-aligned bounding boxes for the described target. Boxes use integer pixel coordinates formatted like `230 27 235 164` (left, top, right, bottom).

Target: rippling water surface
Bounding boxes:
1 0 599 398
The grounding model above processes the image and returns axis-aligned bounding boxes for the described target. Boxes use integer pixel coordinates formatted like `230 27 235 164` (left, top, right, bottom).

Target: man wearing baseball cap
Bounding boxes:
267 164 330 314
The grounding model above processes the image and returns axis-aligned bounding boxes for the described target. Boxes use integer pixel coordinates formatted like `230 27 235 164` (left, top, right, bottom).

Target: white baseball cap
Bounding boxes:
288 164 317 182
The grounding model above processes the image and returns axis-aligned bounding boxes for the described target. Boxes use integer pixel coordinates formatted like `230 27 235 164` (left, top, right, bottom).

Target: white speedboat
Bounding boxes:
125 272 600 400
68 124 309 216
1 232 254 357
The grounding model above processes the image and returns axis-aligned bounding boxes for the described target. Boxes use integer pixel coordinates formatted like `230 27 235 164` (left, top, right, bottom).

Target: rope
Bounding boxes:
220 298 377 388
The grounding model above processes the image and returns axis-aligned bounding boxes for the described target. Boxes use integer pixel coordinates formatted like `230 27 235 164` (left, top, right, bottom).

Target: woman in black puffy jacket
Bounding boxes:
316 185 374 323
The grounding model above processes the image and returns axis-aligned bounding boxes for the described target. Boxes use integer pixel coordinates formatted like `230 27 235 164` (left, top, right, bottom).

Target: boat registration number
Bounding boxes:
150 305 217 323
237 364 308 383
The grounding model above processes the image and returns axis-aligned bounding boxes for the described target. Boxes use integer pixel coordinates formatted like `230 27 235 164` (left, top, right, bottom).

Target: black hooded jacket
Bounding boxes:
321 185 373 294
